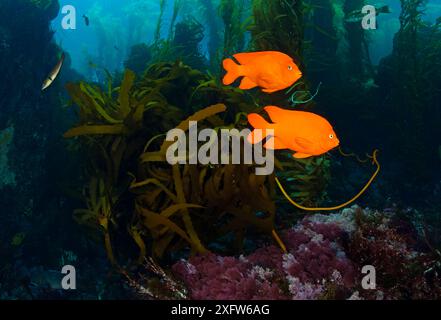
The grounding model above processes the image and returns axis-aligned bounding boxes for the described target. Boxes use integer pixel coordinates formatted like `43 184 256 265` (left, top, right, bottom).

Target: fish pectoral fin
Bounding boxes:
295 137 314 149
239 77 258 90
248 128 271 144
264 137 288 150
293 152 313 159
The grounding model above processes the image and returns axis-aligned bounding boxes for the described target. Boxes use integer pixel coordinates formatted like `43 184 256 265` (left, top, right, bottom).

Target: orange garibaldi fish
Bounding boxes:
222 51 302 93
248 106 340 159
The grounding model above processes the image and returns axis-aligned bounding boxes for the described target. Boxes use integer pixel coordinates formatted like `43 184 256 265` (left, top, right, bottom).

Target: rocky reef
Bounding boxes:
0 0 122 300
171 206 441 300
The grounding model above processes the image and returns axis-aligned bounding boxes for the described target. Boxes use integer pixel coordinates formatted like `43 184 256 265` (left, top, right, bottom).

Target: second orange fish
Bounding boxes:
222 51 302 93
248 106 340 159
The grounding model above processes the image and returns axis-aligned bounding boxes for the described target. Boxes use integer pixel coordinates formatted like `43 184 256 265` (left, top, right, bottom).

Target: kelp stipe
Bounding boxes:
276 150 380 212
219 0 248 57
198 0 222 71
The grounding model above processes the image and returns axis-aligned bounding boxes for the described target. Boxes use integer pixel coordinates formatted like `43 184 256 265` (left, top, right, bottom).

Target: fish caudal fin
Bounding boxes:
247 113 273 144
222 58 242 85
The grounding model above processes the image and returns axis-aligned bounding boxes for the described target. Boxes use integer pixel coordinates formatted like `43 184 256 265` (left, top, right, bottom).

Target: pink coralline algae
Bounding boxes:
171 206 441 300
172 216 357 300
172 254 287 300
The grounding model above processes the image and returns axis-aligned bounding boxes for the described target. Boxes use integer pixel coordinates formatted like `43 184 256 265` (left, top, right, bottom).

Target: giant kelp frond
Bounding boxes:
74 177 118 265
65 62 279 265
381 0 441 184
219 0 248 57
276 154 331 208
249 0 305 64
133 104 228 256
168 0 183 41
154 0 167 43
197 0 222 71
134 61 257 118
145 18 208 71
64 70 145 138
276 150 381 212
135 102 278 257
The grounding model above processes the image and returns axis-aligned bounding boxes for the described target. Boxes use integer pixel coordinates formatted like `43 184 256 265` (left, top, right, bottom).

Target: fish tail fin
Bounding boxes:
222 58 242 85
247 113 272 144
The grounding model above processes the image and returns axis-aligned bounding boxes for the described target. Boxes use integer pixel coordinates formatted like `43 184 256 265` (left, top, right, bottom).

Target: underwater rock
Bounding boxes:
170 206 441 300
27 0 60 20
0 126 16 188
172 214 357 300
0 0 88 300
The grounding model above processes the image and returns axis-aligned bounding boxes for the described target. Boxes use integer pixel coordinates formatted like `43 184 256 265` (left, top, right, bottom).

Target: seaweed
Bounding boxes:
168 0 182 41
64 62 279 265
248 0 317 109
276 154 331 208
343 0 372 81
154 0 167 43
124 44 152 76
219 0 248 57
375 0 441 192
147 18 208 71
303 0 341 83
170 18 207 69
137 121 278 256
276 149 381 212
73 177 119 265
249 0 305 65
198 0 222 71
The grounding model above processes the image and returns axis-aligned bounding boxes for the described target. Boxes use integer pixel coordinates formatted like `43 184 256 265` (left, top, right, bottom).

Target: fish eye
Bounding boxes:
329 134 334 139
288 65 293 71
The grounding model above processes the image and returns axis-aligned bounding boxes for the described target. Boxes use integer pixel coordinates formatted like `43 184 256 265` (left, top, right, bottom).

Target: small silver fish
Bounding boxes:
42 53 65 91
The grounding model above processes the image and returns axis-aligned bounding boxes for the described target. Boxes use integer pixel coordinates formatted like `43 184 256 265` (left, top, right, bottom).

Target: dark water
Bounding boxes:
0 0 440 300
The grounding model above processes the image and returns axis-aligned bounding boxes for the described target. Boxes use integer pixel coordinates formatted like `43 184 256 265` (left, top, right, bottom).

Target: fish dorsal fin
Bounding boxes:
264 106 287 124
233 53 254 65
295 137 314 149
233 52 273 65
